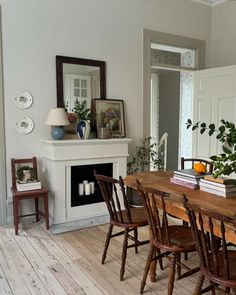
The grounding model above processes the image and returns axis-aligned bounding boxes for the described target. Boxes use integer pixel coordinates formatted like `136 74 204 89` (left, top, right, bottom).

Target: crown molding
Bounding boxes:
190 0 228 6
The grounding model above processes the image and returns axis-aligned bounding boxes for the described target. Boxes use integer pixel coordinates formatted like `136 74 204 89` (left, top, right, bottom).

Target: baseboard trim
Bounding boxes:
50 214 110 234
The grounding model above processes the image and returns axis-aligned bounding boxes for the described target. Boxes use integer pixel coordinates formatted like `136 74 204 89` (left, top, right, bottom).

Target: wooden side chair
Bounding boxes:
181 157 213 173
137 183 198 294
94 171 149 281
181 157 214 260
183 195 236 295
11 157 50 235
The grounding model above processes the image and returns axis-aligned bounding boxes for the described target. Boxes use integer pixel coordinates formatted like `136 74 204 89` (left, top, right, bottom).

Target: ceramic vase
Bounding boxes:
76 120 90 139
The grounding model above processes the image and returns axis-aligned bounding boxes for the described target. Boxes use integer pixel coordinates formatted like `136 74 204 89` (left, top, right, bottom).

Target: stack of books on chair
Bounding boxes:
16 180 42 191
170 169 210 190
199 175 236 197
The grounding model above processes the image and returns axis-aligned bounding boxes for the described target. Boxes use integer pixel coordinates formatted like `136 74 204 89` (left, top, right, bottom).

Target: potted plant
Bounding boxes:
186 119 236 178
127 137 164 205
16 165 37 183
73 100 91 121
72 100 92 139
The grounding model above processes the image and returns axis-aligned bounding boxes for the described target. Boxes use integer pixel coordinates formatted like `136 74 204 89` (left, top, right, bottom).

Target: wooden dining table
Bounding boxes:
124 170 236 281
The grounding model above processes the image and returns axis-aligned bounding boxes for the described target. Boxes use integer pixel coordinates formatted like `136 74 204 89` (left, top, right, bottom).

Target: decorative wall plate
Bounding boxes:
16 116 35 134
14 91 33 109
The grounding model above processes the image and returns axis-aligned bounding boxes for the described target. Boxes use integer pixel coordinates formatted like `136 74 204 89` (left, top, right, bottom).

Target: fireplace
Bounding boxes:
41 138 131 233
71 163 113 207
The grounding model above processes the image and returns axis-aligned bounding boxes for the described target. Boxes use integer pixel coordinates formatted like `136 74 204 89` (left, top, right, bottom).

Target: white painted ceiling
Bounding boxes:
190 0 228 6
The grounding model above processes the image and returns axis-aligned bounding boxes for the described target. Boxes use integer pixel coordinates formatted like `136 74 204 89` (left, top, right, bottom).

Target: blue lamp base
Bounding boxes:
51 126 65 140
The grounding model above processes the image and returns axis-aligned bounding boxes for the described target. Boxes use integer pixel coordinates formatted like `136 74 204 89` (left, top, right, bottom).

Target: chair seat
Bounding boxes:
203 250 236 280
12 187 49 197
112 207 148 227
153 225 196 252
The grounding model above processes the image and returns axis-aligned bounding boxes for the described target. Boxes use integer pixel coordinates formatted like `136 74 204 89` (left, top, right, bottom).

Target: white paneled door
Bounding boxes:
192 65 236 160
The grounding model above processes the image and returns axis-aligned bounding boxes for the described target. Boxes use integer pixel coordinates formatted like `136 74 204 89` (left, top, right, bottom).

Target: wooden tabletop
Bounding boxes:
124 171 236 243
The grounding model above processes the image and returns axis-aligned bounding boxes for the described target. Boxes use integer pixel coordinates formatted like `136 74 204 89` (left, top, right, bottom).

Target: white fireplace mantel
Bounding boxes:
41 138 132 233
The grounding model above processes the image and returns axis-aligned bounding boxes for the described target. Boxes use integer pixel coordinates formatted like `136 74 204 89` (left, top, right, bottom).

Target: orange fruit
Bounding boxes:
193 163 206 174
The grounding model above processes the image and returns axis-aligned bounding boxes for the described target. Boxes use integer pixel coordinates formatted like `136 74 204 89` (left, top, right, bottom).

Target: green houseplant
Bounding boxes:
73 100 91 121
127 137 164 174
187 118 236 178
127 137 164 205
65 100 93 139
16 165 37 182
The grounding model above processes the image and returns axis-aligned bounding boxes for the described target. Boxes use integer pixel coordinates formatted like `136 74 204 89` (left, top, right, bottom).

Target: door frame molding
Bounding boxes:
0 6 7 225
143 29 205 138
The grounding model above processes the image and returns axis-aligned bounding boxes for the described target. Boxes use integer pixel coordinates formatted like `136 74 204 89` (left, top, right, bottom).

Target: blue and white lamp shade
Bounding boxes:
45 108 70 140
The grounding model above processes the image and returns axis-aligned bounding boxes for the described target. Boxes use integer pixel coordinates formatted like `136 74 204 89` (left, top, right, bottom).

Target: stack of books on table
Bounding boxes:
16 180 41 191
199 175 236 197
170 169 211 190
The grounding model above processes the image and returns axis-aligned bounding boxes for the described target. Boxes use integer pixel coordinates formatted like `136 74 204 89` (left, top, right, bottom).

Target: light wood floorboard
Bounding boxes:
0 222 229 294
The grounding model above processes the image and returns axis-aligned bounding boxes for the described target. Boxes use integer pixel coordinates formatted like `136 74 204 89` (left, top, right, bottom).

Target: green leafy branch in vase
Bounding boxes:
127 137 164 174
73 100 91 121
187 118 236 178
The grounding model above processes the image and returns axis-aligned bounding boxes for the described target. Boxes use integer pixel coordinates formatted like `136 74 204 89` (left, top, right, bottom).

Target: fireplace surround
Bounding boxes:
41 138 131 233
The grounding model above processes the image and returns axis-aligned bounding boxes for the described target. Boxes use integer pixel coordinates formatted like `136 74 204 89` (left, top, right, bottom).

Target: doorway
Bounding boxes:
143 29 205 170
151 69 180 170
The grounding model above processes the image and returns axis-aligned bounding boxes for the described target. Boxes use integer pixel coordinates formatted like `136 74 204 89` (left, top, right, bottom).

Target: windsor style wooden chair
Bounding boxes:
183 196 236 295
137 183 198 294
181 157 214 260
180 157 214 173
94 171 149 281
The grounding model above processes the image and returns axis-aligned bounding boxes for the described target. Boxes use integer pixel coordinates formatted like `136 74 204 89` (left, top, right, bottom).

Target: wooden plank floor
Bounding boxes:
0 221 223 294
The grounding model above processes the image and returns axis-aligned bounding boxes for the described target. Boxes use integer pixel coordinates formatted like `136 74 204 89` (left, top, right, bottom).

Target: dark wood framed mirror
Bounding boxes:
56 55 106 111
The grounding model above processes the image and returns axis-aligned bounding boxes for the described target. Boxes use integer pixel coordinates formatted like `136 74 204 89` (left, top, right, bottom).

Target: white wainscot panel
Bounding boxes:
195 98 212 159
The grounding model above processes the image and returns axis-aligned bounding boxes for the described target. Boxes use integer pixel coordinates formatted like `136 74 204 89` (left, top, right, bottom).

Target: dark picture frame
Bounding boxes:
94 99 126 138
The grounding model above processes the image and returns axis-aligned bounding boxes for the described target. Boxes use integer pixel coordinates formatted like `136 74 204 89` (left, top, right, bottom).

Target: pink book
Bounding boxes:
170 177 199 190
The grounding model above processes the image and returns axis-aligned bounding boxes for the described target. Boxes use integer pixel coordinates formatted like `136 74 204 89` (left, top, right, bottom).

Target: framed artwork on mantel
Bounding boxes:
93 99 126 138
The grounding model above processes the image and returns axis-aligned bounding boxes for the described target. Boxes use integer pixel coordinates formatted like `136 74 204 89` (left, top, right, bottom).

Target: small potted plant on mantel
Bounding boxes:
187 119 236 178
127 137 165 205
65 100 92 139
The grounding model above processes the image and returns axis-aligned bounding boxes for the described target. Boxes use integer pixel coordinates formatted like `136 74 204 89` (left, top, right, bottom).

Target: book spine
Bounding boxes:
200 179 231 188
200 181 236 192
170 177 199 190
174 175 199 185
174 172 198 179
200 186 236 197
203 176 235 184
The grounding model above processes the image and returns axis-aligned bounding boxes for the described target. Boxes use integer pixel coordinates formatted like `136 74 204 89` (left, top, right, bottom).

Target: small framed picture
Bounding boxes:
93 99 126 138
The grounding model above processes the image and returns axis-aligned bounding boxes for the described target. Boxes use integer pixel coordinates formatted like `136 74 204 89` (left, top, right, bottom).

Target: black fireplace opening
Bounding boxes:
71 163 113 207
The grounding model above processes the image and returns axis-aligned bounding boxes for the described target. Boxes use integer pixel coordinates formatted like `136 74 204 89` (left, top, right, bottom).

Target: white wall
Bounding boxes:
0 0 211 218
211 2 236 67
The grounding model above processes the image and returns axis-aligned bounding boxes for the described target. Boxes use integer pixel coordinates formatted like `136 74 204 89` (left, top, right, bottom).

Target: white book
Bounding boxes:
173 175 199 185
16 181 41 191
200 178 236 189
174 169 210 179
200 185 236 197
199 179 236 192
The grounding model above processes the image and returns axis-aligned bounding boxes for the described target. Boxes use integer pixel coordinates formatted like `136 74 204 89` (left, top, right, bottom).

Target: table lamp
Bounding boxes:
45 108 70 140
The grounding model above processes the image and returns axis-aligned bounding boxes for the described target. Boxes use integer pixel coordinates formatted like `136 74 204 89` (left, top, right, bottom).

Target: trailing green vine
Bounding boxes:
186 119 236 178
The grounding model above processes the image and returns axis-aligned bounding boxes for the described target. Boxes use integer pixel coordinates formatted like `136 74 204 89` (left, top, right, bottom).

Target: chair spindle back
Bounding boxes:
181 157 213 173
94 172 132 224
183 195 236 285
137 183 173 247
